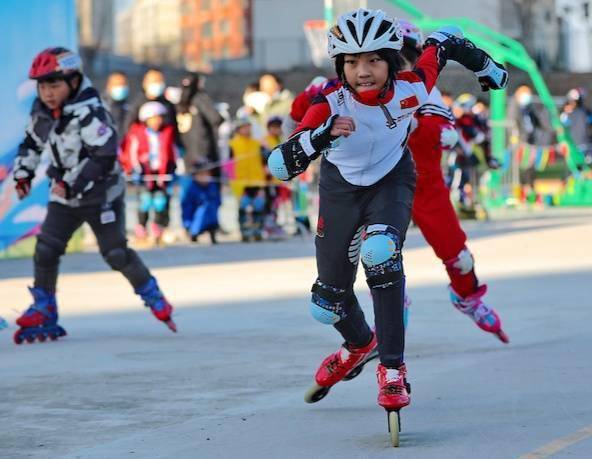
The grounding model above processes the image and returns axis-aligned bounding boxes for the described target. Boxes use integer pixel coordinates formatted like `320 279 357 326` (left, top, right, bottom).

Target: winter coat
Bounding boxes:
14 77 124 207
120 123 177 190
177 92 223 174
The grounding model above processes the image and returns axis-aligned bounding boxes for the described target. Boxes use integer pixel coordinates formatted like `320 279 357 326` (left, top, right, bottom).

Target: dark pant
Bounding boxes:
315 153 416 367
138 186 170 228
34 197 151 293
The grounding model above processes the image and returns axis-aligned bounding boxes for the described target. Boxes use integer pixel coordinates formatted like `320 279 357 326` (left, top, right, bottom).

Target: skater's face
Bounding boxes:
145 115 164 131
38 78 72 110
343 52 389 93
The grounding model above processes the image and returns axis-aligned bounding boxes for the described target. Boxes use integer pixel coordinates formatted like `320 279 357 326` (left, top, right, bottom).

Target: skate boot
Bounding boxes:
377 363 410 447
135 277 177 332
449 284 509 343
304 333 378 403
14 287 67 344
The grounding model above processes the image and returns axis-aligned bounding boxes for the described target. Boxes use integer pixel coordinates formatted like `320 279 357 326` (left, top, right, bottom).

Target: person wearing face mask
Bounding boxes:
126 69 182 147
103 71 130 139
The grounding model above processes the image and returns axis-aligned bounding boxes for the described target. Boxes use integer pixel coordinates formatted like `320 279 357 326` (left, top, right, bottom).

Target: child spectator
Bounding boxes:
120 101 177 244
181 160 221 244
228 118 267 241
262 116 289 239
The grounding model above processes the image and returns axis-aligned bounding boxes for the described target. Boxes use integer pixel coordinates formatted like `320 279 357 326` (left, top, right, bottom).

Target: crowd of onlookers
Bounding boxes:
102 67 592 245
103 68 312 245
437 84 592 211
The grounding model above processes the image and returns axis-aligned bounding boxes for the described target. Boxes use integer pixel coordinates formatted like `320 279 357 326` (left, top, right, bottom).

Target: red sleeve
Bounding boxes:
118 124 139 173
292 99 331 136
290 91 312 123
411 46 440 94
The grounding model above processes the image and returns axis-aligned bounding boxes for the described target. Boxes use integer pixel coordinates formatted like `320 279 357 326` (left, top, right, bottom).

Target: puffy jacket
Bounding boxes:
14 77 124 207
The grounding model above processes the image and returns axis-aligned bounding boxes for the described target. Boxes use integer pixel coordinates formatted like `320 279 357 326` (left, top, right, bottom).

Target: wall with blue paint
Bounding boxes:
0 0 77 251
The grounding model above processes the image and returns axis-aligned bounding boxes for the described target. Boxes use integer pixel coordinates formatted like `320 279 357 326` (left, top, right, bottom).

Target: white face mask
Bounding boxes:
146 82 165 98
518 93 532 107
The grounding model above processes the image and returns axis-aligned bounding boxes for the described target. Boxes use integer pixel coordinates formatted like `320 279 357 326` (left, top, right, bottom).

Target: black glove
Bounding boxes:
424 26 508 91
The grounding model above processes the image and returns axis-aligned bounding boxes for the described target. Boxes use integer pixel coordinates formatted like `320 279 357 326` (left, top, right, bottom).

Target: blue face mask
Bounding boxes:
110 85 129 101
146 82 166 98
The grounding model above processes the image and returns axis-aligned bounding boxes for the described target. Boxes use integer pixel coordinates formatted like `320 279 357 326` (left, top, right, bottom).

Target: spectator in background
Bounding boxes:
508 86 552 198
259 73 294 130
120 102 177 245
229 118 267 242
561 87 592 164
262 116 288 239
176 72 224 176
126 69 181 146
236 82 268 140
181 159 221 244
103 71 130 139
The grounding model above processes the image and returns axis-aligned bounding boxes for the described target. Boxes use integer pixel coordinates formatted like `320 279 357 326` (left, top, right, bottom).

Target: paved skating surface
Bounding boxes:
1 210 592 459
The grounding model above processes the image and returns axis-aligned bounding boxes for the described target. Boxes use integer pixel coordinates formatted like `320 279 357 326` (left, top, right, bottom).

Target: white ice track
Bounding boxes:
1 210 592 459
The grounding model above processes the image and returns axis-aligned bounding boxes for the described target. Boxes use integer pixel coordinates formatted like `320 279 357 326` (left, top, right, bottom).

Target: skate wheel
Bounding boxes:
387 411 401 447
13 331 24 345
49 333 59 341
37 333 47 342
165 319 177 333
496 329 509 344
343 365 363 381
304 383 330 404
405 381 411 395
25 334 36 343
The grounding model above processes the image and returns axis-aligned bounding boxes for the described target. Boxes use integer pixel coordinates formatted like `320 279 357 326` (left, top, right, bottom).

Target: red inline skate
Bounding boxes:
304 333 378 403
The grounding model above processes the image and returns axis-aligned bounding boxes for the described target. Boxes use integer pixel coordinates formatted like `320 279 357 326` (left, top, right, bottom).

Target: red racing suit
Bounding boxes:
408 89 478 297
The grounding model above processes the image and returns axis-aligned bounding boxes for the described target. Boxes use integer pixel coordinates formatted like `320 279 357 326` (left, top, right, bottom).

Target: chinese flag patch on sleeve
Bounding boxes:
400 96 419 109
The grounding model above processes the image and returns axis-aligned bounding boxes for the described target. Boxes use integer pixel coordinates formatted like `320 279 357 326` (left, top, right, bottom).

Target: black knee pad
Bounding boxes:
34 237 64 267
104 247 130 270
360 224 403 289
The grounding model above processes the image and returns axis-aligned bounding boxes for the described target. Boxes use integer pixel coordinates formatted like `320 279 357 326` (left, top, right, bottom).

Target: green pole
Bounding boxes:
324 0 333 24
489 85 507 160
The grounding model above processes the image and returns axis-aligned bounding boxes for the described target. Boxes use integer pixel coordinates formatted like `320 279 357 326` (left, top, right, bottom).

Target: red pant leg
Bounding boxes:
409 116 477 297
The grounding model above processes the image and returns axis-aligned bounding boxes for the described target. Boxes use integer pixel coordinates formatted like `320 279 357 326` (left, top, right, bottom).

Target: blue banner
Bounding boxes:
0 0 77 250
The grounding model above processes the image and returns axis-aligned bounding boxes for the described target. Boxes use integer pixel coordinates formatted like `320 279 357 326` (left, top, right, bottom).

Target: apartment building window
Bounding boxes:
584 2 590 18
202 21 212 37
220 19 229 34
201 0 211 10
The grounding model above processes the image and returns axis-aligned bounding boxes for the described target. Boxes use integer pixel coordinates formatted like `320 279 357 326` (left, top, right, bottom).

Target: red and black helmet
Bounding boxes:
29 47 83 81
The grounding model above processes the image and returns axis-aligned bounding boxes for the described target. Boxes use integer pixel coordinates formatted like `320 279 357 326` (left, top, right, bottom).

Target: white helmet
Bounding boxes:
327 9 403 58
139 101 168 122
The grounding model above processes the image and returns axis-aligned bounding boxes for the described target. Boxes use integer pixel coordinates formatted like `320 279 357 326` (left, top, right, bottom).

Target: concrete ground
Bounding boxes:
1 209 591 459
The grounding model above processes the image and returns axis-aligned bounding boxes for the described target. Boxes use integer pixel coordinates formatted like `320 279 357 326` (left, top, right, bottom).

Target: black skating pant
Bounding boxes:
315 153 416 368
33 196 151 293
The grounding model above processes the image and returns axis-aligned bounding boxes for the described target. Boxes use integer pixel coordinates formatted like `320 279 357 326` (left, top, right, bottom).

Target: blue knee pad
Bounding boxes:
361 224 403 288
310 280 348 324
139 191 153 212
153 191 168 213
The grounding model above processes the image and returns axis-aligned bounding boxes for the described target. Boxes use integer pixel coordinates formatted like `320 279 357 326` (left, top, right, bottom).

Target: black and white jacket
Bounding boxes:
14 77 125 207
